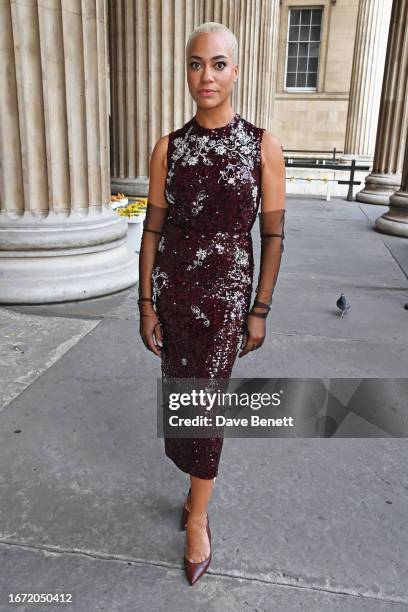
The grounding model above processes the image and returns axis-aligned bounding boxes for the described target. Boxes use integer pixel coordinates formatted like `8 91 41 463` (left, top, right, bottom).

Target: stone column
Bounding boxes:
356 0 408 206
343 0 392 161
0 0 137 304
109 0 280 196
375 121 408 237
207 0 280 129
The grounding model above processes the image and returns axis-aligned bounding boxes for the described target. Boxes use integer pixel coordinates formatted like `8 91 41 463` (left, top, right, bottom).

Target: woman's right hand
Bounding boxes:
139 308 163 357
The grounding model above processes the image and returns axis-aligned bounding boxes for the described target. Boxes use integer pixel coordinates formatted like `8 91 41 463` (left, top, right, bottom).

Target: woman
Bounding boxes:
138 22 286 585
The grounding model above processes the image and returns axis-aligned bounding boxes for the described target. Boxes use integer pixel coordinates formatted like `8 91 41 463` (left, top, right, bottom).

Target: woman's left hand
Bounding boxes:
238 315 266 357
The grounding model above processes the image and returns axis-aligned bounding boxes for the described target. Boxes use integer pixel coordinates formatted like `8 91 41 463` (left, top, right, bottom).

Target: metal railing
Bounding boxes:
283 147 343 161
282 152 371 201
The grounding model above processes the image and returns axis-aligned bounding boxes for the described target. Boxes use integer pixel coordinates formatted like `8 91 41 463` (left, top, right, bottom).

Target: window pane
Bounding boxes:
309 42 319 57
296 73 307 87
298 57 307 71
307 73 317 87
286 7 321 90
287 57 297 71
289 25 300 41
290 9 300 25
299 43 308 56
300 26 309 41
310 25 320 41
312 9 322 25
288 42 298 56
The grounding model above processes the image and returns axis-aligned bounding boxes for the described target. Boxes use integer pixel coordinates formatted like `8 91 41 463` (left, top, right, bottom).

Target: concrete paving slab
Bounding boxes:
359 203 391 224
1 286 134 320
1 544 407 612
283 197 374 221
268 231 405 287
233 331 408 377
0 308 100 412
257 276 408 346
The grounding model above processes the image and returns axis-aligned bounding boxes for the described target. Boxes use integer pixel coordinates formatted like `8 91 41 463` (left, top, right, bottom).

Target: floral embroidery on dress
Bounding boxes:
158 235 165 253
165 186 176 205
187 247 209 271
191 305 210 327
234 246 249 267
168 118 260 183
152 266 169 301
191 189 208 215
252 184 258 205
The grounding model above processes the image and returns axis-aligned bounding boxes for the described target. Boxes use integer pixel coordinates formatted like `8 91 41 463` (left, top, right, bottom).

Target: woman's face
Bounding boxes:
186 33 238 109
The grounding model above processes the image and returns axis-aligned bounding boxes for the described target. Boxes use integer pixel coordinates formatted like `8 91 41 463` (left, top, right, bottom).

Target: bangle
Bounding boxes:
252 300 271 310
248 310 269 319
248 299 272 319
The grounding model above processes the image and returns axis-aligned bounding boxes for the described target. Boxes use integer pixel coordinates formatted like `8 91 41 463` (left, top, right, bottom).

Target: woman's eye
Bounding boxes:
189 61 227 70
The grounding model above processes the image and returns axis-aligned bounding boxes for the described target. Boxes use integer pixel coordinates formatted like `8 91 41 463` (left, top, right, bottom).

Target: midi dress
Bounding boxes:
153 112 265 479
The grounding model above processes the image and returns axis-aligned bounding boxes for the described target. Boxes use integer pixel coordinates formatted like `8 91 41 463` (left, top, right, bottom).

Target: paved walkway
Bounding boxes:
0 197 407 611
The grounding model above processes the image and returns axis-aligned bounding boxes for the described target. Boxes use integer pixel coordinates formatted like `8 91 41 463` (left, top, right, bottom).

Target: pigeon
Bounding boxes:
336 293 351 318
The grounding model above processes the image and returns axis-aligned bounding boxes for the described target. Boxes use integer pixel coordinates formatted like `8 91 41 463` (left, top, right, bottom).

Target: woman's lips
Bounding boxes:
198 90 216 97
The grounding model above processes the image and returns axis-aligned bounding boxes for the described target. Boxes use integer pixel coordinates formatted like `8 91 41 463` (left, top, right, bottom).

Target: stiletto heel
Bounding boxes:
184 512 211 585
180 487 191 530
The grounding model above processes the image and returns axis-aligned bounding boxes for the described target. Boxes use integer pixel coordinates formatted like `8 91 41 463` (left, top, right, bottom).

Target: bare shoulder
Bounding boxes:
151 134 170 170
261 130 283 168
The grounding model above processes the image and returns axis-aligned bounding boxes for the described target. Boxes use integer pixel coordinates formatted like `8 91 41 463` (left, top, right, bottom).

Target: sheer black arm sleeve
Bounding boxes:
138 201 168 315
249 208 285 319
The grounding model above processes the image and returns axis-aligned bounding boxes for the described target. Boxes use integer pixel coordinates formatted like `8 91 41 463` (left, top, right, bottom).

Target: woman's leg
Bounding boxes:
185 475 214 563
184 475 216 511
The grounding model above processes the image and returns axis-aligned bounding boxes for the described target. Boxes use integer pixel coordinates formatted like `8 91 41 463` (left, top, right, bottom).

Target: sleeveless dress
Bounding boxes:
153 112 264 479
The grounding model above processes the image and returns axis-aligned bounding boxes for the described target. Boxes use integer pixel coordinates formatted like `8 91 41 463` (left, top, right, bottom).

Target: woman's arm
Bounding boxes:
138 135 169 356
239 130 286 357
251 130 286 313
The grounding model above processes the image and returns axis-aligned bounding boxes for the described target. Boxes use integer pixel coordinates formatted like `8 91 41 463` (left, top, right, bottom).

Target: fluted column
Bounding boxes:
204 0 280 129
109 0 280 196
375 97 408 237
343 0 392 161
0 0 137 304
356 0 408 207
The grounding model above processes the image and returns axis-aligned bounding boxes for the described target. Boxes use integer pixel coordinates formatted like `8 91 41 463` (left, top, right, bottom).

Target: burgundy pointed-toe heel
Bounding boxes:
184 513 212 586
180 487 191 530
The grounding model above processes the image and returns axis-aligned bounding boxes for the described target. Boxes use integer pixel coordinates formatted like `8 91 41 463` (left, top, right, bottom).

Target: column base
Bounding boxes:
355 172 401 205
0 208 139 303
374 190 408 237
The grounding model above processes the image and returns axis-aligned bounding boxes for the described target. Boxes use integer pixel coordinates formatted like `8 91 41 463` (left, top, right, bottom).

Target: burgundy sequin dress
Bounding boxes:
153 112 264 479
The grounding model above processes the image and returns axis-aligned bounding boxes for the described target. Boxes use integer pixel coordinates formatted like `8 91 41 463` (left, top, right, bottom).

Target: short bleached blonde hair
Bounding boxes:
186 22 238 64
